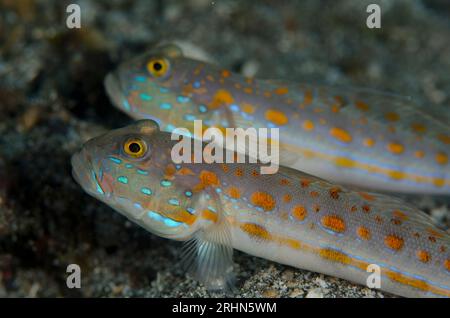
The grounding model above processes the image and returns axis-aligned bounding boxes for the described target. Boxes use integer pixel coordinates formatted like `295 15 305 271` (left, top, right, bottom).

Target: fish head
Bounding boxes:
71 119 198 239
105 44 211 133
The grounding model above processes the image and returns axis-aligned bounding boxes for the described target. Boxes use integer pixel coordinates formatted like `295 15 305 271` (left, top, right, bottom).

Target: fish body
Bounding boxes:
72 120 450 297
104 44 450 195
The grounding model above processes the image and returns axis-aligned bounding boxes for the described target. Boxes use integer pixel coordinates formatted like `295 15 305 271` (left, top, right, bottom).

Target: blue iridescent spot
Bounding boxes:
208 206 217 213
109 157 122 164
193 81 201 88
230 104 240 112
140 93 153 101
183 114 196 121
134 202 143 209
198 105 208 113
117 176 128 184
184 191 192 197
137 169 149 175
166 124 176 132
125 163 133 169
135 76 146 82
159 87 169 93
177 96 190 103
168 198 180 206
215 188 222 193
161 180 172 187
147 211 183 228
122 99 131 111
141 187 152 195
91 171 104 195
159 102 172 110
186 207 196 214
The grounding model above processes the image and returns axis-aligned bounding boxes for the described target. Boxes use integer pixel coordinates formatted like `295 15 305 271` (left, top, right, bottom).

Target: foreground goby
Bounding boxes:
72 120 450 297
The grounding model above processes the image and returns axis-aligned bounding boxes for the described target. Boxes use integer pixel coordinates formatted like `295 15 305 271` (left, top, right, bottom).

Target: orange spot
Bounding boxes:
388 170 405 180
313 204 321 213
385 271 429 294
235 167 244 177
319 248 351 264
221 164 229 173
241 102 255 114
292 205 307 221
194 170 219 191
435 152 448 165
274 87 289 95
415 150 425 159
279 178 291 186
221 69 231 78
356 226 371 240
177 167 195 175
438 134 450 145
411 123 427 134
374 215 383 223
385 112 400 122
302 120 314 131
303 89 313 105
363 138 375 147
243 87 253 94
391 218 402 226
330 127 352 143
321 215 346 233
350 205 358 213
206 75 215 82
250 192 276 211
329 187 342 200
416 250 431 263
355 100 369 111
362 205 371 213
433 178 445 187
310 191 319 198
209 89 234 109
387 142 404 154
445 259 450 272
227 187 241 199
164 164 176 178
251 170 260 177
283 194 292 203
240 223 272 240
358 192 375 201
265 109 288 126
263 91 272 98
392 210 408 221
428 236 437 243
427 228 444 239
300 179 311 188
202 209 218 223
384 234 404 251
334 157 355 168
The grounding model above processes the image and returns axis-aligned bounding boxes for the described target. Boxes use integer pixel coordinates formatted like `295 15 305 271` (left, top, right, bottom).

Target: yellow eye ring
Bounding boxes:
146 58 169 78
123 137 148 158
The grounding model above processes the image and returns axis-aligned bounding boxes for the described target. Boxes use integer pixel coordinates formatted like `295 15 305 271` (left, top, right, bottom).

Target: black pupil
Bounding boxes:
128 142 141 153
153 62 162 71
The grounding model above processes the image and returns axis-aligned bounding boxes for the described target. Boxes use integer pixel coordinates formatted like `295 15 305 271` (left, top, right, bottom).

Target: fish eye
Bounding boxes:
123 137 148 158
146 58 170 78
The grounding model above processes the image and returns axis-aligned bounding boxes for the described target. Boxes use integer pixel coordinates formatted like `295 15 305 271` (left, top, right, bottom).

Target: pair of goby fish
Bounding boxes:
72 44 450 297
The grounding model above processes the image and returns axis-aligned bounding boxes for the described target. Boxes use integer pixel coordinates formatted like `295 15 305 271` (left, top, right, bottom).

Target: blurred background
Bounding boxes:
0 0 449 297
